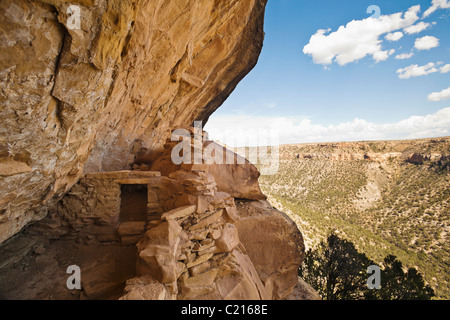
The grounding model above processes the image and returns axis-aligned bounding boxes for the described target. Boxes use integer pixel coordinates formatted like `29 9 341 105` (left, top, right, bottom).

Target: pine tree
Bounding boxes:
374 255 435 300
299 233 374 300
299 233 435 300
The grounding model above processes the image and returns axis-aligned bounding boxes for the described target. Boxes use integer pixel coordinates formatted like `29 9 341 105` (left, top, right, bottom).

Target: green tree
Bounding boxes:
299 233 435 300
299 233 374 300
373 255 435 300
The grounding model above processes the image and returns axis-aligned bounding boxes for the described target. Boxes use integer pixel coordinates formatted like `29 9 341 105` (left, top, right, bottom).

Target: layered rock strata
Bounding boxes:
0 0 318 300
0 0 267 243
46 132 312 300
120 132 307 299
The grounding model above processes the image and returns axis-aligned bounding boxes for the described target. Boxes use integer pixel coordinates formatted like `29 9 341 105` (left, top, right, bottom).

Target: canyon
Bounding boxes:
0 0 318 300
259 138 449 299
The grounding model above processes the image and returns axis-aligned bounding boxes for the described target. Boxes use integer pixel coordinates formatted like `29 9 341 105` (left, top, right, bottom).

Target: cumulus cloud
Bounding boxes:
440 64 450 73
373 49 396 62
205 108 450 146
303 5 421 66
395 52 414 60
414 35 440 50
396 62 449 78
423 0 450 18
397 62 440 79
403 21 431 34
385 31 404 41
428 87 450 101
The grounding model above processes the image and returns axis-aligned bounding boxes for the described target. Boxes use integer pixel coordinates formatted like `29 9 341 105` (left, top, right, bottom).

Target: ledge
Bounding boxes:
85 170 161 180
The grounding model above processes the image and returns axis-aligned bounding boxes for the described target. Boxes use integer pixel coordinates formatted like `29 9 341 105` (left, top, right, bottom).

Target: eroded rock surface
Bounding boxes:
234 200 305 299
0 0 318 301
148 126 267 200
0 128 315 300
0 0 267 243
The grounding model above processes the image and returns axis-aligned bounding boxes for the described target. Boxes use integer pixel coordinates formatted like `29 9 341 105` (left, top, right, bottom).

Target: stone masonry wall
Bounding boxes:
50 132 310 300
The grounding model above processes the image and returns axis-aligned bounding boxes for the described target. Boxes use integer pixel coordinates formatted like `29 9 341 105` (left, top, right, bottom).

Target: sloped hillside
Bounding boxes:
258 137 450 299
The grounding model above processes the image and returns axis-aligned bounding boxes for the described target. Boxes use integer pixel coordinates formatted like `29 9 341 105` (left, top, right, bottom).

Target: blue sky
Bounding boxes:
205 0 450 146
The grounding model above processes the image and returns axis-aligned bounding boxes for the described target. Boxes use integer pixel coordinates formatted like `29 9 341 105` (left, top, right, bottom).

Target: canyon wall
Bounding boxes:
0 0 267 243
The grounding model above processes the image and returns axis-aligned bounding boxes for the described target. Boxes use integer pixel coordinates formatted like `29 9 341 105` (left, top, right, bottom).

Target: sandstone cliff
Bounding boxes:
0 0 267 242
0 0 317 301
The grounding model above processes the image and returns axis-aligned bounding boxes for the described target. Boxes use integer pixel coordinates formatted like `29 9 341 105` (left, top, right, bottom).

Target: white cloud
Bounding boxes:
385 31 404 41
205 108 450 146
414 35 440 50
303 5 421 66
428 87 450 101
440 64 450 73
423 0 450 18
403 22 431 34
373 49 396 62
395 52 414 60
396 62 439 79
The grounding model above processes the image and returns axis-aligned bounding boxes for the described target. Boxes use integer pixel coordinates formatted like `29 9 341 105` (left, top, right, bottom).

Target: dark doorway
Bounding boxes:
120 184 148 222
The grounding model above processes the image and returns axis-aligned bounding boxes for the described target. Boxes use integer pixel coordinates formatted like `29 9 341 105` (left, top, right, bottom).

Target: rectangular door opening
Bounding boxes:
120 184 148 222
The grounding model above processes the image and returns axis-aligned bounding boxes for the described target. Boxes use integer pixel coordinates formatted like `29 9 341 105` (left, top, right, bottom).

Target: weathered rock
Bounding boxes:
198 246 217 256
121 234 144 245
183 252 197 264
201 238 214 246
438 154 450 170
186 253 214 269
0 0 317 303
120 276 166 300
196 196 210 214
118 221 146 236
178 285 215 300
188 229 210 241
138 242 179 284
0 158 32 176
283 278 322 300
189 210 223 231
81 254 132 299
203 142 267 200
189 261 211 277
34 245 46 255
214 249 269 300
208 229 222 240
224 206 240 222
136 220 183 283
176 261 187 277
0 235 39 269
0 0 268 243
150 141 267 200
407 153 425 165
183 268 218 288
161 205 196 221
173 194 197 208
234 200 305 300
179 248 270 300
138 220 182 250
193 240 216 252
215 223 240 253
168 171 203 183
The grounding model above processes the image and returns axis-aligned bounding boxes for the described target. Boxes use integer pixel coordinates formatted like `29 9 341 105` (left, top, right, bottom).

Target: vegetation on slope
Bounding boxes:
299 233 435 300
258 137 449 299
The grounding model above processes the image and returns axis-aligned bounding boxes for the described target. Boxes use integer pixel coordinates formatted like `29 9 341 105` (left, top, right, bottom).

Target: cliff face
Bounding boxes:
0 0 266 243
